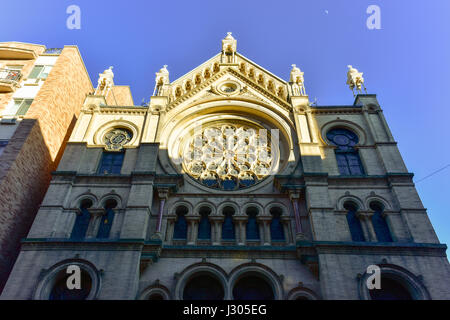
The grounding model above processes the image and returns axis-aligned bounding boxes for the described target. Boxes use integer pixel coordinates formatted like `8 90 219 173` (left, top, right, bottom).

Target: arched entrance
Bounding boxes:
369 277 413 300
232 275 274 300
49 269 92 300
183 273 225 300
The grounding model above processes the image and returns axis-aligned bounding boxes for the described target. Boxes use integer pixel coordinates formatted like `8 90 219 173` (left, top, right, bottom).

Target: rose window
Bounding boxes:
103 128 132 151
182 124 275 190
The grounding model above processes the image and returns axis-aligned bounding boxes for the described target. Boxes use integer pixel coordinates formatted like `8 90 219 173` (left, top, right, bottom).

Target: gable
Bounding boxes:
167 66 291 112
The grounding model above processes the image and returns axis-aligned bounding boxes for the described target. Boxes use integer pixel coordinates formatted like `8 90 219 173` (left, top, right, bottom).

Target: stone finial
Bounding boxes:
290 64 306 96
346 65 366 96
95 66 115 96
221 32 237 63
154 65 170 96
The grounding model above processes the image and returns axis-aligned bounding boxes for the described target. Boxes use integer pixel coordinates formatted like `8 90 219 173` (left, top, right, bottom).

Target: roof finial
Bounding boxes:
346 65 366 96
290 64 306 96
153 65 170 96
222 32 237 63
95 66 115 96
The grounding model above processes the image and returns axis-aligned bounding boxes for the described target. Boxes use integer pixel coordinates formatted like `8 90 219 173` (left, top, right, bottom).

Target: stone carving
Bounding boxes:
222 32 237 64
95 66 114 96
346 65 367 96
290 64 306 96
154 65 170 97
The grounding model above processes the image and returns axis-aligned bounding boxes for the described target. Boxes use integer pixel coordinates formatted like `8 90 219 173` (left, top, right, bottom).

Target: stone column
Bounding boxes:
210 215 224 245
233 215 247 246
186 215 200 245
152 187 169 240
289 191 306 240
257 216 272 246
357 211 377 242
165 214 176 244
281 216 294 244
86 208 105 238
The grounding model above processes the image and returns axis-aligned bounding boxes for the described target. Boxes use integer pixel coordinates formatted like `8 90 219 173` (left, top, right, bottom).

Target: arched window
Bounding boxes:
344 202 365 242
222 206 235 240
183 274 224 300
270 207 285 241
173 206 188 240
246 207 260 241
233 275 274 300
49 268 92 300
71 199 93 239
370 202 393 242
148 293 164 300
97 199 117 239
198 206 212 240
327 128 364 175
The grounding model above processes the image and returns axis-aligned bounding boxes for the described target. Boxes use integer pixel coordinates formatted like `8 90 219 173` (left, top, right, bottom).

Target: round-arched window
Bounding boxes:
327 128 364 175
183 274 225 300
233 275 274 300
326 128 359 151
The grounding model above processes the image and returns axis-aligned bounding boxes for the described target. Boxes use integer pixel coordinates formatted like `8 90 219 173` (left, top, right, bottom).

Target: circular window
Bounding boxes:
220 83 238 93
326 128 359 151
217 81 240 95
182 123 276 191
103 128 132 151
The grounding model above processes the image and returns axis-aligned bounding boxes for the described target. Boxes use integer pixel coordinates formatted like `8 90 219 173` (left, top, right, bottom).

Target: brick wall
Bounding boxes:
106 85 134 106
0 45 92 292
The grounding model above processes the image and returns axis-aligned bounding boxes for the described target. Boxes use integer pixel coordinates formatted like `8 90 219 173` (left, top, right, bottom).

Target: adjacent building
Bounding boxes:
2 34 449 300
0 42 95 292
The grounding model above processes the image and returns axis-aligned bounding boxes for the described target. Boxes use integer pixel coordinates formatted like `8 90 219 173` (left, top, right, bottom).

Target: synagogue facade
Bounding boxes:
2 34 449 300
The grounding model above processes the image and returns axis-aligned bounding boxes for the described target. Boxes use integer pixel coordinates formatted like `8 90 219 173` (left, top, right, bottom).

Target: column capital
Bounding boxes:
87 208 106 217
209 215 225 222
233 215 248 222
356 211 373 220
156 187 170 199
185 214 201 222
256 215 272 222
288 190 302 201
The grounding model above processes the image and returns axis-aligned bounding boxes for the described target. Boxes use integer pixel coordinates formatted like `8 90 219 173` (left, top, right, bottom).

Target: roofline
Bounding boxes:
236 52 287 84
0 41 47 49
170 53 222 84
62 45 94 91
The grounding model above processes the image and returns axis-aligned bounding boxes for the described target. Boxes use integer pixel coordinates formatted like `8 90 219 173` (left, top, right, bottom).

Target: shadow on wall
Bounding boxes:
0 116 76 294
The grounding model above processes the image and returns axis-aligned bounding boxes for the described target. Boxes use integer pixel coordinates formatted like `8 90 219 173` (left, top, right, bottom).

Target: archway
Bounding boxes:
232 275 274 300
183 273 225 300
369 276 413 300
49 269 92 300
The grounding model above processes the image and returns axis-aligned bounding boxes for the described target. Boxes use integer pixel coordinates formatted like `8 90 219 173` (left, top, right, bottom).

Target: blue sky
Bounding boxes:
1 0 449 251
